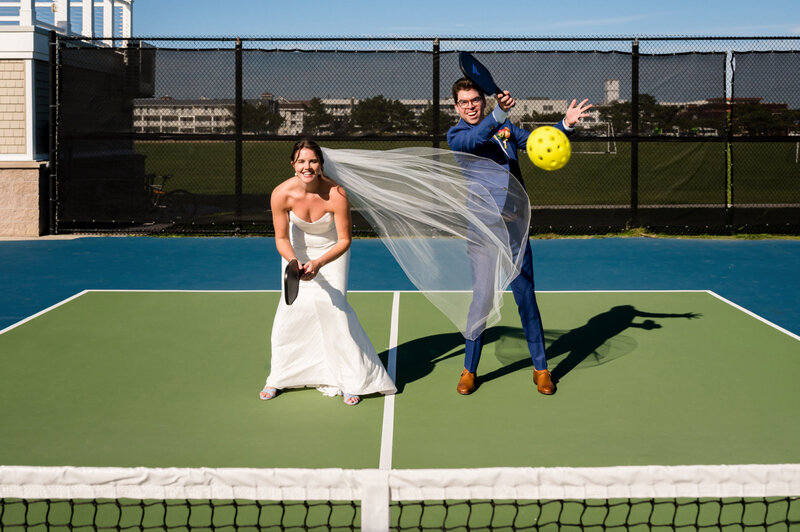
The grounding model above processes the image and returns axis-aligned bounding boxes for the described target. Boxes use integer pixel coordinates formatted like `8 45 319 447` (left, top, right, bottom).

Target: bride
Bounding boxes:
259 139 396 405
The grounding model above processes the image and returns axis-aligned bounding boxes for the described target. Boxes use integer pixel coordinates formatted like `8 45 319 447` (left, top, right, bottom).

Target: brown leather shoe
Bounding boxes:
533 369 555 395
457 369 477 395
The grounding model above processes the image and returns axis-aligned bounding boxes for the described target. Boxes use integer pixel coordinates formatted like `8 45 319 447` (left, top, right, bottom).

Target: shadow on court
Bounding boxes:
545 305 700 383
389 332 465 393
391 305 700 393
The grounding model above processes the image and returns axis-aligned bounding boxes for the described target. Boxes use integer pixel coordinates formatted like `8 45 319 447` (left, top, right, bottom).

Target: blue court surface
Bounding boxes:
1 236 799 337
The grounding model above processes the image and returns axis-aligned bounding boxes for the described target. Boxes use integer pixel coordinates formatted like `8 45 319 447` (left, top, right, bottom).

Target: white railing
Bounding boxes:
0 0 133 39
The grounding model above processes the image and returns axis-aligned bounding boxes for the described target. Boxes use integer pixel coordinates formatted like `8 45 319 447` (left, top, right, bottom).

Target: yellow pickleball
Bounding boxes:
526 126 571 171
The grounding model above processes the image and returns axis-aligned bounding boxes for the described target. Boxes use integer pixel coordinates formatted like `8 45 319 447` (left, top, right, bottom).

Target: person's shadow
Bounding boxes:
549 305 700 383
385 305 700 393
385 331 465 393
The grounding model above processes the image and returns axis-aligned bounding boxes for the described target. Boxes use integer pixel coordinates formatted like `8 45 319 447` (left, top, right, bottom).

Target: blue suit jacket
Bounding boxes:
447 113 570 183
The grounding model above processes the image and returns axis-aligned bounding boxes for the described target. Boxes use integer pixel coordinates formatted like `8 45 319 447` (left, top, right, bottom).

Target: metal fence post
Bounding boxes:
726 51 735 230
432 38 440 148
630 38 640 227
48 30 58 235
235 37 243 225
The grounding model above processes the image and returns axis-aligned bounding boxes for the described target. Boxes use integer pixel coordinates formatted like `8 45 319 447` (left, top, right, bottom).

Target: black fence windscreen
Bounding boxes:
52 37 800 236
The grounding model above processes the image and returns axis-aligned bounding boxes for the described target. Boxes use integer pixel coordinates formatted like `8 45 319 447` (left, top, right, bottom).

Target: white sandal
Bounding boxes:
342 392 360 406
259 386 278 400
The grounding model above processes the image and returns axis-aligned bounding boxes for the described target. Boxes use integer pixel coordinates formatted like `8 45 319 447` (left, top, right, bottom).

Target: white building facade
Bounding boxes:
0 0 133 236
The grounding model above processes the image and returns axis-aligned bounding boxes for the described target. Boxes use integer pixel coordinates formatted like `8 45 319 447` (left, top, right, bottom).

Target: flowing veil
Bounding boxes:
322 147 531 340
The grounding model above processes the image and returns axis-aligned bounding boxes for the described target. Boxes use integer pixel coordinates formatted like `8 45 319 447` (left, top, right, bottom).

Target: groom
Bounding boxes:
447 77 592 396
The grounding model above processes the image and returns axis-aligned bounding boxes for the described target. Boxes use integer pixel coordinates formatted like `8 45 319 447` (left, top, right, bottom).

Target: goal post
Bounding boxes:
519 121 617 155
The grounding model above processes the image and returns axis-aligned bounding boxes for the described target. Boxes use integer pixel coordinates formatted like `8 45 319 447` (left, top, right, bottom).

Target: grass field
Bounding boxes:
134 140 800 207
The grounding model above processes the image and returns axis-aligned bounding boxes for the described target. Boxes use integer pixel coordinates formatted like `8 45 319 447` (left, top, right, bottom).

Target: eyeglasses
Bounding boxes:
456 96 483 109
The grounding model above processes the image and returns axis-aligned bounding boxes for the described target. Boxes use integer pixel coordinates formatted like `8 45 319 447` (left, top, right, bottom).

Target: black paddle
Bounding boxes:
458 51 503 96
283 259 301 305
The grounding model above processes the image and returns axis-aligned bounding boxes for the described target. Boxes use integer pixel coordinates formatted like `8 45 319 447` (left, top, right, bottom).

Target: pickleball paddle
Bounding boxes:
458 51 503 96
283 259 301 305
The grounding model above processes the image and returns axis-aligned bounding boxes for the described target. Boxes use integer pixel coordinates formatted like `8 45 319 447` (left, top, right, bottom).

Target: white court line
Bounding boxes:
84 289 276 293
61 289 712 294
0 290 89 336
706 290 800 342
379 291 400 471
536 289 711 294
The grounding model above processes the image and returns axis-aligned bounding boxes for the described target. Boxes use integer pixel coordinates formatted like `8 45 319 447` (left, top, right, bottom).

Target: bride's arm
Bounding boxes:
270 184 297 263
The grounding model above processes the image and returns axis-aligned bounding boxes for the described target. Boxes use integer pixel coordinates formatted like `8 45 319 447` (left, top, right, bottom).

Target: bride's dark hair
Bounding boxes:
290 139 324 169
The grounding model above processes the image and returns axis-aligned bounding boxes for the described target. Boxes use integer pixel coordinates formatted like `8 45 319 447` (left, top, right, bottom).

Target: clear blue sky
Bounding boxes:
133 0 799 37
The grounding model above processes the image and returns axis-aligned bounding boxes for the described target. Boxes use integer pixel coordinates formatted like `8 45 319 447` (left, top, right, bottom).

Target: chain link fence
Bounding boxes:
51 36 800 236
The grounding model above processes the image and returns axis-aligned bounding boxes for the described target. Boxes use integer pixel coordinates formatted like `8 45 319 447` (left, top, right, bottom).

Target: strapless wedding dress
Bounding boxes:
265 211 396 397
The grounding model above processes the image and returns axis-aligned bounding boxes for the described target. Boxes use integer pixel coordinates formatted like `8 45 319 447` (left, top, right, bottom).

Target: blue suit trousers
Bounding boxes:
464 240 547 373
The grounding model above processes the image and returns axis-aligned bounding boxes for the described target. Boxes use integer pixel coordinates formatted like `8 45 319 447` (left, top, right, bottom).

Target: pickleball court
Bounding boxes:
1 237 798 529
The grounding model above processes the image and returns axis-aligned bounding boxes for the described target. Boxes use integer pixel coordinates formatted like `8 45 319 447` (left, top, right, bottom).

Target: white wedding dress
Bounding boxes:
265 211 396 397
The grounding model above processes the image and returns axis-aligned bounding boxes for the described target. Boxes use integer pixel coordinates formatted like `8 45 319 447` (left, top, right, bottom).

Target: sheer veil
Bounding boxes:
322 147 531 340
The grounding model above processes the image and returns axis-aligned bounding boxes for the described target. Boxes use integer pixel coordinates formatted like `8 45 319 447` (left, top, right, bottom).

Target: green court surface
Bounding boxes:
0 291 392 469
1 289 798 472
393 291 800 469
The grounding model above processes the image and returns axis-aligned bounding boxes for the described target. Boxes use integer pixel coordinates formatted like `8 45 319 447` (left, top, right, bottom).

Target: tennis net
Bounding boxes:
2 464 798 530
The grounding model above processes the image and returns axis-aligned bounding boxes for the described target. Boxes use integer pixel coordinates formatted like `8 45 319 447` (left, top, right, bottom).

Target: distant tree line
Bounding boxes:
241 101 283 134
239 95 457 135
596 94 800 137
241 93 800 137
302 96 458 135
